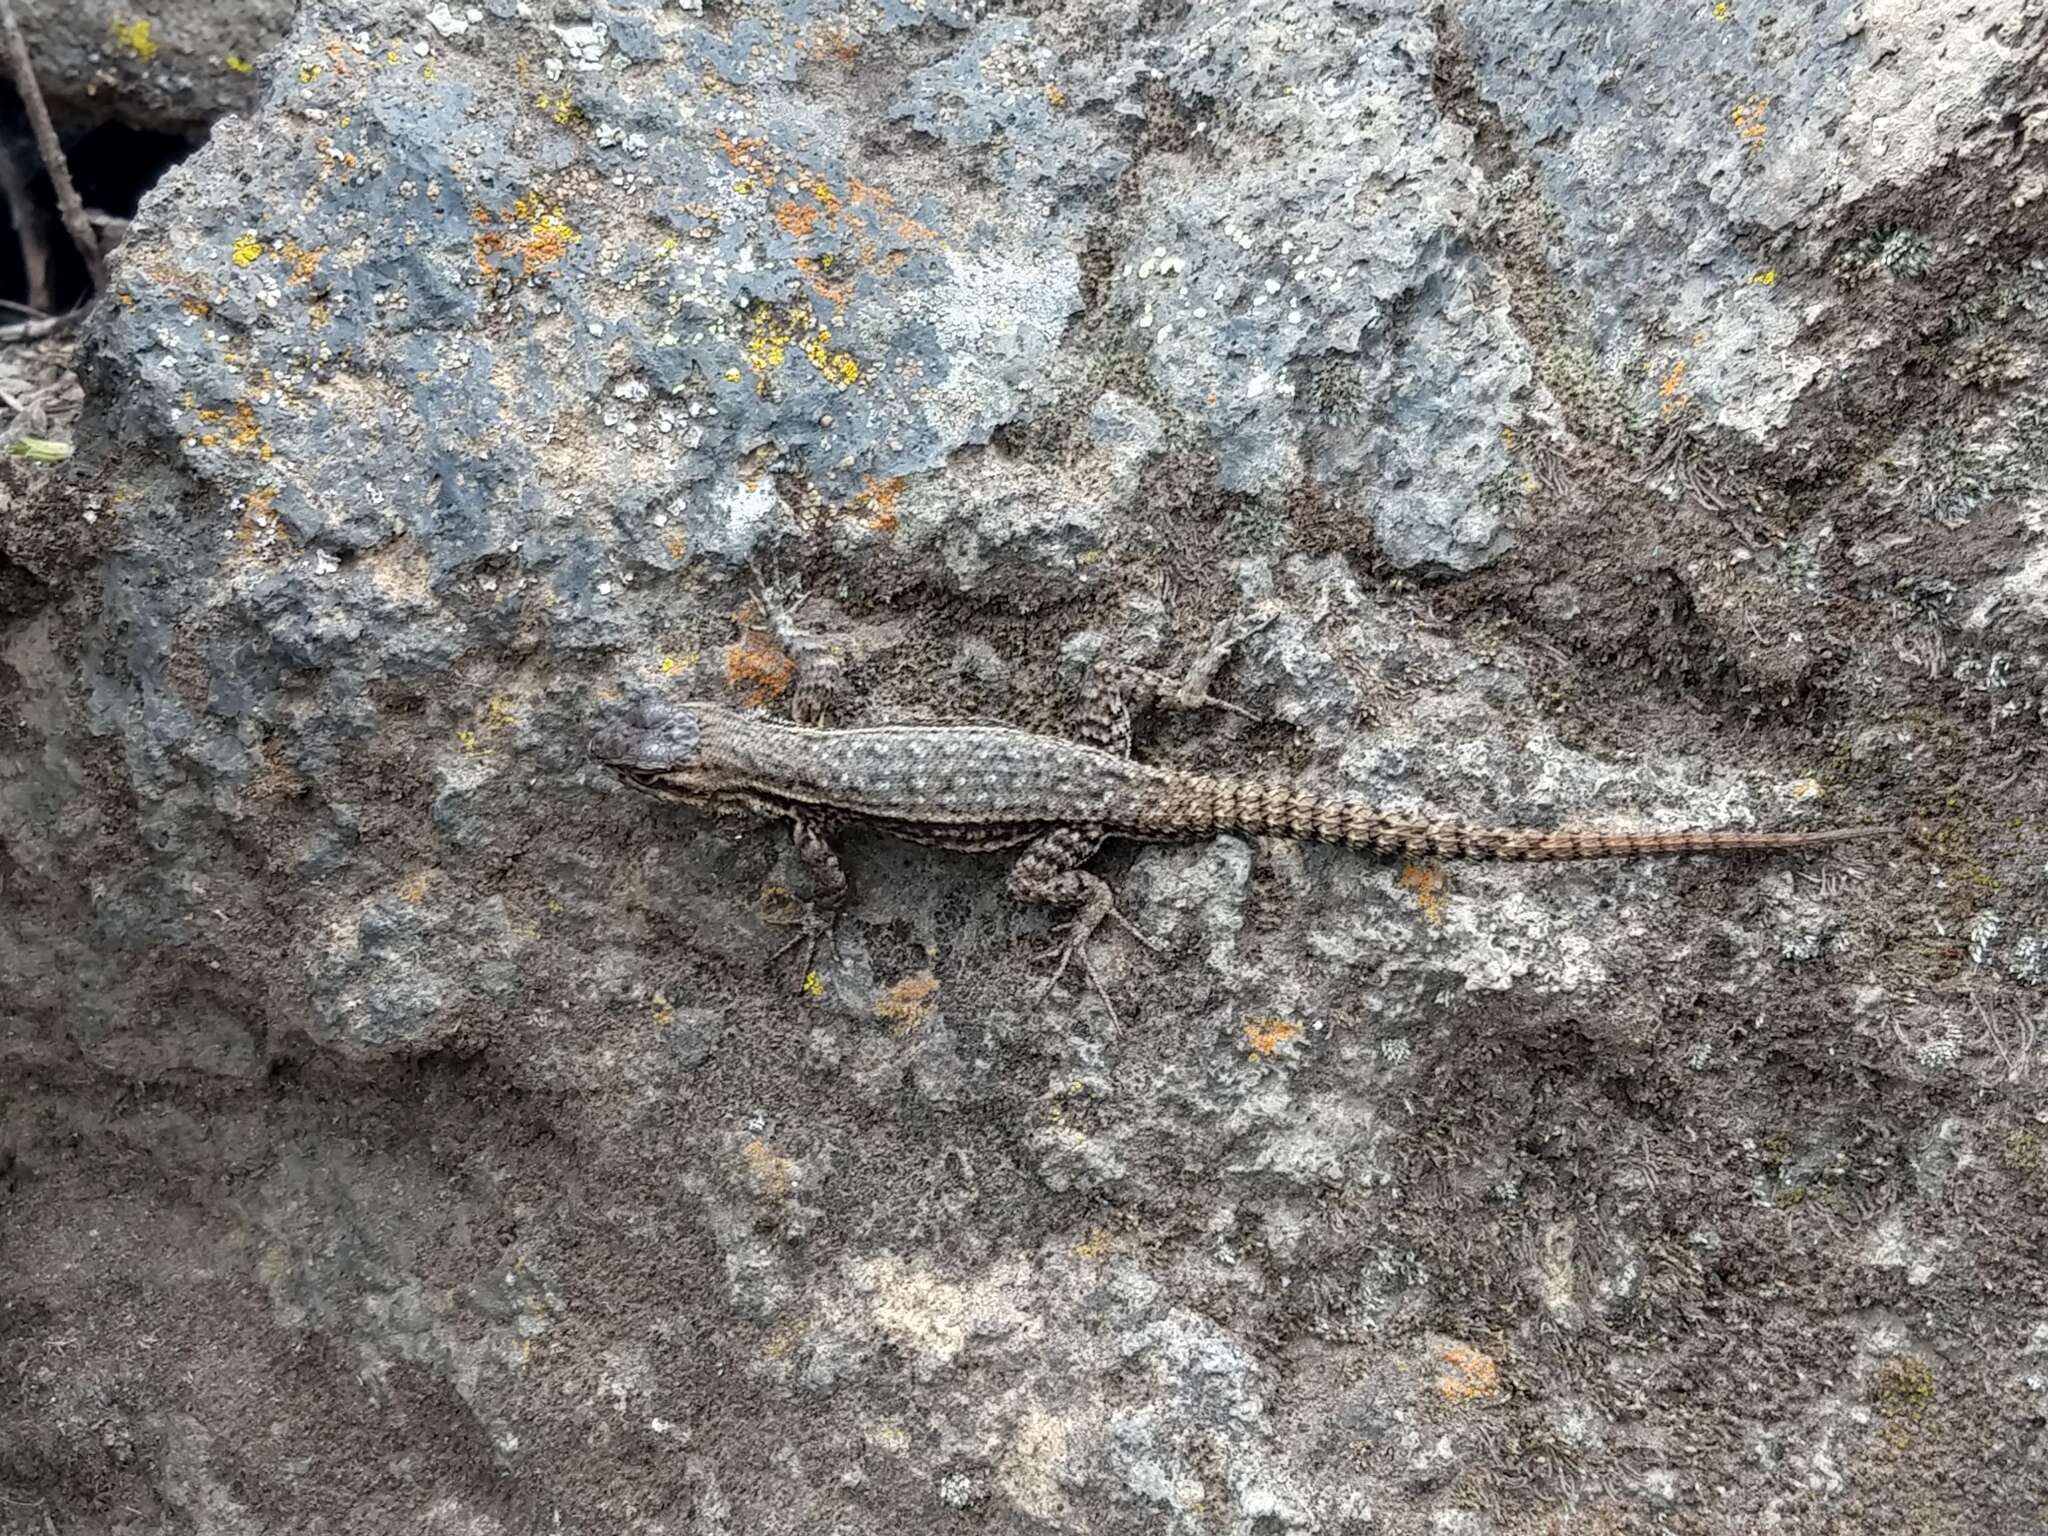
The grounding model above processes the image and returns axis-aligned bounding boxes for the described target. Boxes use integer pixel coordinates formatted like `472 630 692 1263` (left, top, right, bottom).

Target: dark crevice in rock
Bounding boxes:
0 84 202 314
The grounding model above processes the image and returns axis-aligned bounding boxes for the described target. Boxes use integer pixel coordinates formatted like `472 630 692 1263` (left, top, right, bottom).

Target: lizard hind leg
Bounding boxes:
1007 826 1162 1025
765 814 849 991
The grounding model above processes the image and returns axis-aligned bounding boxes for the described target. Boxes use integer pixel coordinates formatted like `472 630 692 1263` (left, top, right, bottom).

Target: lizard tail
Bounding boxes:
1152 776 1895 861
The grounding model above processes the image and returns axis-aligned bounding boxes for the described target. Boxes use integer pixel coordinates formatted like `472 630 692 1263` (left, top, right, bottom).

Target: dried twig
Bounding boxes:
0 306 81 343
0 133 47 310
0 2 101 291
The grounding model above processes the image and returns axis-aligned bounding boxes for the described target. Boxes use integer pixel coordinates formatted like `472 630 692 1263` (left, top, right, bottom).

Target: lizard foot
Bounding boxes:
1028 906 1164 1027
1127 612 1277 721
762 891 839 993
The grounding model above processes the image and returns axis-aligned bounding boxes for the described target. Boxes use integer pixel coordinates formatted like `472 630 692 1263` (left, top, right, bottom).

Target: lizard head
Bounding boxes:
589 697 717 799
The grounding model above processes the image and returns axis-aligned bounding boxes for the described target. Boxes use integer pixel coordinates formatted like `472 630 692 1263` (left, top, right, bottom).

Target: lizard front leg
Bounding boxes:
1008 824 1162 1025
748 569 844 727
1071 613 1272 756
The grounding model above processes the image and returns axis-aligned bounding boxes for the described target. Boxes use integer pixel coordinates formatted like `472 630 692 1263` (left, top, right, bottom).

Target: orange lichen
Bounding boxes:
875 972 940 1035
845 474 905 533
776 199 821 238
1243 1016 1302 1058
1732 94 1768 151
474 197 579 279
1400 863 1447 924
233 485 281 546
1656 357 1692 420
725 631 796 706
228 401 264 451
714 126 774 178
278 241 324 285
398 871 433 905
1436 1344 1501 1402
847 176 939 246
794 254 853 312
745 1137 795 1200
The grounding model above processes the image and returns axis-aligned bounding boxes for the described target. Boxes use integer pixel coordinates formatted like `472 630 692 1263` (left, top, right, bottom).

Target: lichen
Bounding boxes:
875 972 940 1035
111 18 157 60
1243 1016 1302 1057
1436 1344 1502 1403
724 631 795 705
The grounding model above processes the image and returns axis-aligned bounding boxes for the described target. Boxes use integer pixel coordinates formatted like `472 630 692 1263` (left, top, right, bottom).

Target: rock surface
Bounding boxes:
5 1 2047 1531
13 0 294 134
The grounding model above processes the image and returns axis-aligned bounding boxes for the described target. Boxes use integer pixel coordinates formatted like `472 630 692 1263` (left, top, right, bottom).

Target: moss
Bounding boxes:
2000 1130 2044 1176
1869 1356 1936 1420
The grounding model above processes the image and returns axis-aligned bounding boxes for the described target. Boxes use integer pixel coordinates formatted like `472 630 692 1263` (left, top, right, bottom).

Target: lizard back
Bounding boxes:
694 707 1164 824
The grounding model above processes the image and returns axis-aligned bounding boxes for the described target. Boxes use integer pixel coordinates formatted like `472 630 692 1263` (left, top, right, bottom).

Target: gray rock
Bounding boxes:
3 0 2042 1531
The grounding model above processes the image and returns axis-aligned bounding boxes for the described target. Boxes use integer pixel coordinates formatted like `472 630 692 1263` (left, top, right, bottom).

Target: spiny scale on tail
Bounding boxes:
1127 773 1894 861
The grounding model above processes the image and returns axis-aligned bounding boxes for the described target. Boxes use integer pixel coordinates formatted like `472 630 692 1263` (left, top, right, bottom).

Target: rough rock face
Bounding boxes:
5 1 2046 1530
13 1 294 134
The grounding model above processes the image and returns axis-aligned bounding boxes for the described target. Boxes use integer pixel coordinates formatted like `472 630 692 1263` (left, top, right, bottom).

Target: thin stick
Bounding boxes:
0 2 101 292
0 306 81 342
0 136 47 311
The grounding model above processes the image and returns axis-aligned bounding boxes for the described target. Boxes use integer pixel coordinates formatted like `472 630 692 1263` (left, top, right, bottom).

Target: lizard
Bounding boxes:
591 599 1893 1016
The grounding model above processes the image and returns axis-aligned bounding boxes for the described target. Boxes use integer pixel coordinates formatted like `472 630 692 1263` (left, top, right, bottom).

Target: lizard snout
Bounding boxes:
588 698 703 772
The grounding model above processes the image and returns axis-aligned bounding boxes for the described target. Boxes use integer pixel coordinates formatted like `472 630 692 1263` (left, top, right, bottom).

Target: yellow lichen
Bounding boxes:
111 18 157 60
533 90 583 127
226 53 255 74
231 232 264 267
1073 1228 1113 1262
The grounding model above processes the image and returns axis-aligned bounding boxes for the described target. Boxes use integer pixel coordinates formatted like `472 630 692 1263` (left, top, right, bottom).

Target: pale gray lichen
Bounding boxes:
1968 911 2004 968
2011 934 2045 987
